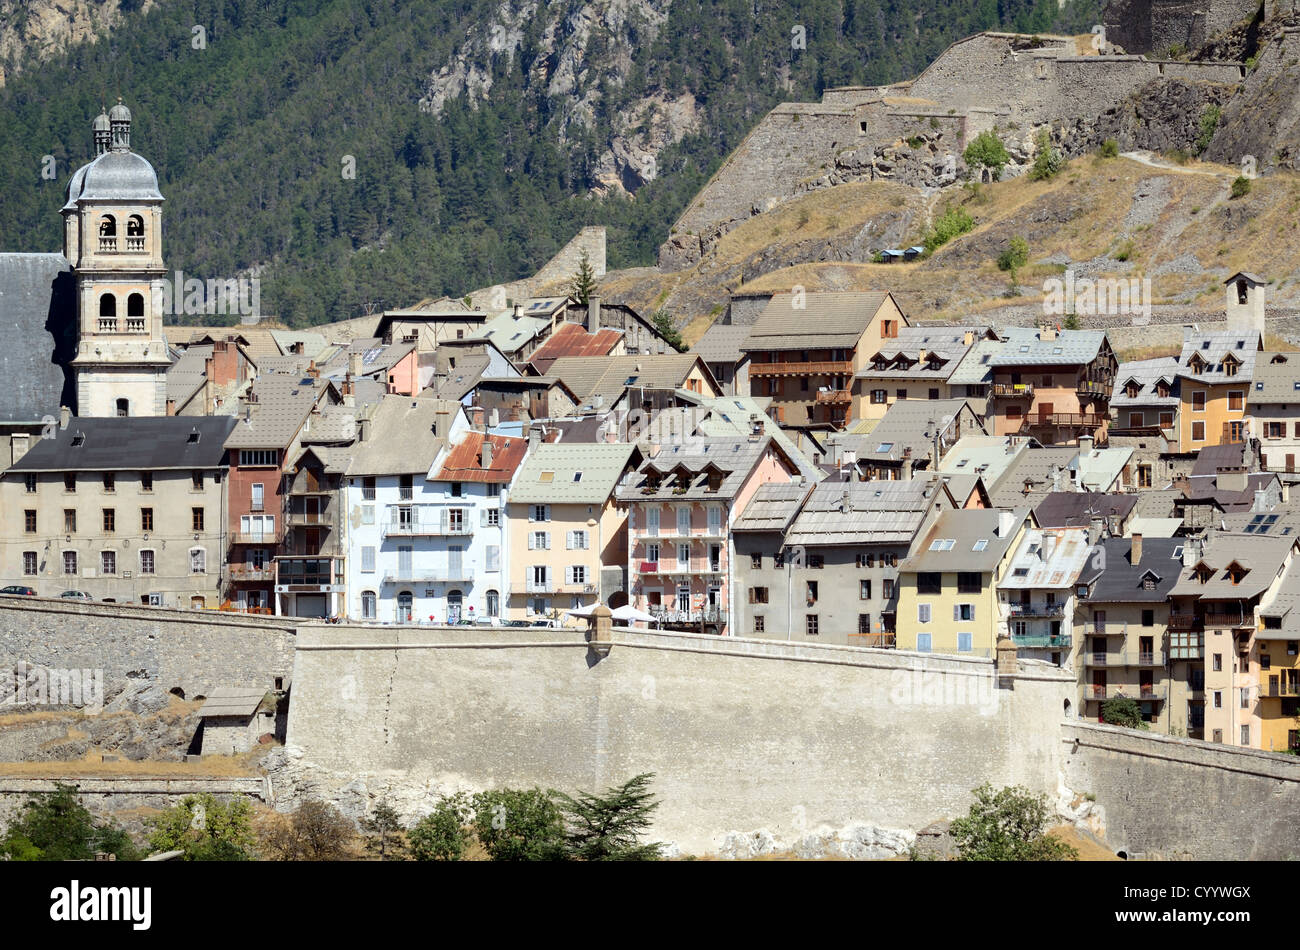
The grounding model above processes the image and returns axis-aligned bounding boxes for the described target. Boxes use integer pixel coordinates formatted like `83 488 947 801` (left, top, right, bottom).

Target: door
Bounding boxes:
397 591 413 623
447 590 463 623
296 594 327 619
448 544 463 580
1288 454 1296 474
398 545 413 580
1038 402 1054 424
1091 670 1106 703
1093 609 1106 635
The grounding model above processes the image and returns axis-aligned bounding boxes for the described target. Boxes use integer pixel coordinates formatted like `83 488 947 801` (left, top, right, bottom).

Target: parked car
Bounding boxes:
503 619 533 628
59 590 94 601
0 585 37 597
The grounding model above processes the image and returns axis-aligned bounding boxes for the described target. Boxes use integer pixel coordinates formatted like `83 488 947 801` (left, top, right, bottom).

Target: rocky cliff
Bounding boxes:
0 0 149 87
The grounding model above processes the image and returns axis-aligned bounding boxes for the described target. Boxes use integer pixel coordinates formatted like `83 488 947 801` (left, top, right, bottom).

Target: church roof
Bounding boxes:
0 253 77 424
63 150 163 209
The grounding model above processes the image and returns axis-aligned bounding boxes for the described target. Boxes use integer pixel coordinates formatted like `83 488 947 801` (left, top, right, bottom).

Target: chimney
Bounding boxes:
1041 326 1057 341
1253 489 1269 512
469 406 485 431
1051 465 1062 493
481 440 493 469
307 360 319 379
841 490 851 514
528 425 541 449
587 295 601 332
1131 532 1143 566
1183 535 1202 567
349 351 363 379
357 417 369 442
166 398 176 416
1218 469 1248 493
1078 434 1094 455
1088 516 1103 546
434 408 450 438
59 405 70 430
513 303 521 317
963 329 974 346
997 509 1016 538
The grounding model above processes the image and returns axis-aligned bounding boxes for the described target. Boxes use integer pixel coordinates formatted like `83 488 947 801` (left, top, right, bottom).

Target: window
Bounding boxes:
531 504 550 522
141 508 153 532
916 633 932 652
918 603 931 624
749 587 769 604
361 546 376 572
361 477 376 500
1192 391 1206 411
753 615 765 633
139 549 155 575
101 551 116 575
63 551 77 575
485 589 499 617
955 603 975 621
64 473 75 493
22 552 36 575
1191 421 1205 442
567 565 588 586
1213 653 1222 672
807 554 824 569
928 388 940 400
486 546 500 572
362 505 375 525
1213 690 1222 708
1241 688 1250 709
1138 465 1152 488
102 473 115 492
806 581 818 604
24 510 36 533
567 530 589 550
751 553 762 569
399 475 413 500
484 508 501 527
883 578 895 599
192 507 204 532
806 614 819 636
102 509 115 532
64 509 76 533
1228 390 1244 411
251 483 264 512
191 471 203 490
190 547 206 574
1240 725 1250 746
860 579 872 599
917 572 942 595
361 591 377 620
858 614 872 634
958 632 973 653
774 551 784 568
956 572 981 594
529 531 550 550
896 389 907 399
239 450 277 467
23 474 36 493
871 390 888 404
140 472 153 492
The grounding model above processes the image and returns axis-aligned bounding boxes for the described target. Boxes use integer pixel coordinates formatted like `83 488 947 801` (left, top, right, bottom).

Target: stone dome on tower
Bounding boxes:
63 99 164 210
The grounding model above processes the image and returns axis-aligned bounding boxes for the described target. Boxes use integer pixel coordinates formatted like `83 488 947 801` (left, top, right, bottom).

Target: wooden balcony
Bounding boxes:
1076 379 1111 400
815 389 852 404
1018 412 1107 432
991 383 1033 399
749 360 853 378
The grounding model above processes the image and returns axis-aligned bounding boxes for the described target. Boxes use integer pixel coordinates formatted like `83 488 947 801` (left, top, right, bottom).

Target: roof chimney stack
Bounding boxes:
59 405 70 430
587 295 601 332
997 509 1016 538
481 439 493 469
1131 532 1142 566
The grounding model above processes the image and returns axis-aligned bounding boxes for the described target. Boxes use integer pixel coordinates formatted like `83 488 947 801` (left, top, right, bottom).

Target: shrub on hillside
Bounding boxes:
923 206 975 254
1029 129 1063 181
997 236 1029 272
963 130 1010 180
1231 176 1252 199
1099 138 1119 158
950 784 1078 861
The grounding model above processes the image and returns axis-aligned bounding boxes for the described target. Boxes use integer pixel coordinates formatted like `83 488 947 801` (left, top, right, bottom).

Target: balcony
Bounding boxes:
1259 676 1300 698
1011 634 1071 649
648 605 724 625
1083 650 1164 667
640 560 723 576
848 632 897 649
125 236 145 252
991 383 1033 399
1019 412 1107 432
98 237 117 253
1076 379 1111 400
382 519 474 538
517 580 554 594
286 511 331 527
232 529 282 545
749 359 853 378
125 318 146 333
554 582 598 595
275 557 343 587
1082 621 1128 636
1202 611 1255 630
382 568 475 585
1167 613 1202 632
815 389 852 405
227 564 275 583
1006 602 1066 618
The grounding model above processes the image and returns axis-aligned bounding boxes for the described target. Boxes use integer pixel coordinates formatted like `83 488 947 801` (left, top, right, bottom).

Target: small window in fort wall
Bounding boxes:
859 121 868 134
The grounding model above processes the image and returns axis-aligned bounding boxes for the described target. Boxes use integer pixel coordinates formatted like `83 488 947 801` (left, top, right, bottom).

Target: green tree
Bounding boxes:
0 783 139 861
470 788 567 861
261 799 356 861
963 130 1011 180
409 793 472 861
1029 129 1064 181
361 800 408 860
997 236 1029 272
923 206 975 254
1063 313 1081 330
146 793 256 861
1099 138 1119 158
651 308 684 351
1231 176 1252 199
949 784 1078 861
568 250 599 305
1195 105 1221 155
555 773 664 861
1101 695 1148 730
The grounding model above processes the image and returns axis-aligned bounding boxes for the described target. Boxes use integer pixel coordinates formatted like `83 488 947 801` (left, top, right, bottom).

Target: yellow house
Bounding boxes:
1175 330 1261 450
1254 562 1300 753
505 441 638 623
896 507 1031 656
853 326 996 421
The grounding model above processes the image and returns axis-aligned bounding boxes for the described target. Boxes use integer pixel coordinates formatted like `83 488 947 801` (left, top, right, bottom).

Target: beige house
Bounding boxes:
505 441 639 622
0 416 236 607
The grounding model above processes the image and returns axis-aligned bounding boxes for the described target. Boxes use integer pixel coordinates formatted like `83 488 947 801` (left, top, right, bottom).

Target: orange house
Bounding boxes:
1175 330 1262 451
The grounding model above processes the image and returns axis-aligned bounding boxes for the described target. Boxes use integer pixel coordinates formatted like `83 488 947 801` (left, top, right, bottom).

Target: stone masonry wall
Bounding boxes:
1063 721 1300 860
284 624 1073 855
0 598 296 700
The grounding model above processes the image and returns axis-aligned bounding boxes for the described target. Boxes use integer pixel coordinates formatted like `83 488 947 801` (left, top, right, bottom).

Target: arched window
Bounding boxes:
397 591 413 623
485 589 499 617
126 215 145 252
99 294 116 317
116 398 129 417
361 590 377 620
447 589 463 623
98 215 117 252
127 293 144 317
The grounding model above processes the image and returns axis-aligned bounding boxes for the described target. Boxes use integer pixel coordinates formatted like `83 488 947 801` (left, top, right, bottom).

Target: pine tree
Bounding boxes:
361 800 408 860
555 773 664 861
568 250 598 305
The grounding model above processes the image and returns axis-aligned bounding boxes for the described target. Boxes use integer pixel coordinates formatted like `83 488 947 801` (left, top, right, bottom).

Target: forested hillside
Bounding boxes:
0 0 1098 326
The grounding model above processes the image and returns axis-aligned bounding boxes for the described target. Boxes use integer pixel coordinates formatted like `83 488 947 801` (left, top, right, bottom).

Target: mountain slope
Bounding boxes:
0 0 1097 326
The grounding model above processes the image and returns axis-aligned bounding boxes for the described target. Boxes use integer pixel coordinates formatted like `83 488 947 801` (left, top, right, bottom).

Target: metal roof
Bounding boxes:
0 253 76 424
508 442 637 504
431 430 528 484
199 688 268 719
741 291 894 351
784 479 938 546
1033 491 1138 528
731 481 810 533
1175 330 1263 384
6 416 237 472
528 322 624 372
1111 357 1180 409
988 329 1106 367
999 527 1092 590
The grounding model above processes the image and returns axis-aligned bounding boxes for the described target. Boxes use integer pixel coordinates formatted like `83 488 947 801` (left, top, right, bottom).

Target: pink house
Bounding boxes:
616 434 801 635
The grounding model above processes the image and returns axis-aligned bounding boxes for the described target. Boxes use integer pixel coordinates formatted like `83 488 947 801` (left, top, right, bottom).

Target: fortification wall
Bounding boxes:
1104 0 1257 57
0 598 296 699
284 625 1073 855
1063 721 1300 860
0 777 269 826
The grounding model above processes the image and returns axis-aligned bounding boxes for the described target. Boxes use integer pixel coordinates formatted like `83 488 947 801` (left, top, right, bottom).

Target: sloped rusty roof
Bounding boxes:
528 322 624 372
432 430 528 483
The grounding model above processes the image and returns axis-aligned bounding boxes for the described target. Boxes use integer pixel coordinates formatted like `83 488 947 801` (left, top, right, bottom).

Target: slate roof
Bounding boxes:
946 338 1004 386
63 149 163 205
1191 442 1252 477
1177 472 1279 512
1077 536 1183 602
6 416 237 472
615 436 786 503
1111 357 1180 409
858 325 989 380
344 395 461 476
656 390 824 481
431 430 528 484
1000 527 1092 590
988 329 1106 367
988 447 1082 508
165 325 282 361
1170 532 1296 600
527 322 623 372
1034 492 1138 528
742 291 894 351
0 253 76 424
938 435 1029 487
901 507 1030 573
508 442 637 505
1248 352 1300 403
840 398 976 463
784 479 938 546
548 354 711 409
165 345 210 408
731 482 810 533
690 324 752 365
268 330 329 360
1175 330 1263 383
223 373 332 450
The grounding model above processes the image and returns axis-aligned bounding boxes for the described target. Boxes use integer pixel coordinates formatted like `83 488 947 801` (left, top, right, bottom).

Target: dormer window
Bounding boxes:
1125 381 1139 399
1225 561 1248 585
1223 355 1239 377
1156 381 1170 398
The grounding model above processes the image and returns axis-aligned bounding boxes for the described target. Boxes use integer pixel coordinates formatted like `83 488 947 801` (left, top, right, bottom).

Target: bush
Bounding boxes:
409 793 473 861
471 788 567 861
1114 239 1135 262
923 206 975 254
1029 129 1063 181
996 236 1029 272
554 773 664 861
950 784 1078 861
146 793 256 861
1231 176 1252 199
1195 104 1221 155
1 784 140 861
1101 696 1148 730
1099 138 1119 159
261 799 356 860
962 130 1010 180
906 135 926 149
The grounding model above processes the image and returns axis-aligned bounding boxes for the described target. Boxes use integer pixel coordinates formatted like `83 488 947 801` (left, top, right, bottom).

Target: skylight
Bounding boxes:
573 472 583 482
877 442 894 452
973 539 988 551
929 538 955 551
1052 346 1062 354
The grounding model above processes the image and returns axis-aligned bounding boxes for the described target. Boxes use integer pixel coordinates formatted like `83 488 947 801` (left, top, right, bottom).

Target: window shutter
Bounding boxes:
566 531 574 550
528 533 536 550
566 566 575 585
545 505 551 522
970 604 975 620
529 506 536 523
480 508 488 527
953 604 959 622
544 532 551 550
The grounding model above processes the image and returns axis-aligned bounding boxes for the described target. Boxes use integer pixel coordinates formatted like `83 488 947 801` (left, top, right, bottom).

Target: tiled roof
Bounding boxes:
528 322 623 372
1248 352 1300 403
508 442 637 504
345 395 462 476
690 324 752 365
988 328 1106 367
900 507 1030 573
432 430 528 484
742 291 893 351
223 373 332 450
946 338 1004 386
858 325 988 380
839 398 975 463
1111 357 1180 409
